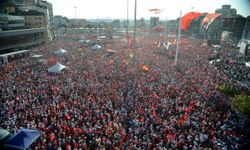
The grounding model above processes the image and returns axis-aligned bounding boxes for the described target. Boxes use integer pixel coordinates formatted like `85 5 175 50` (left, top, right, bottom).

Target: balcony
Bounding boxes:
0 27 46 38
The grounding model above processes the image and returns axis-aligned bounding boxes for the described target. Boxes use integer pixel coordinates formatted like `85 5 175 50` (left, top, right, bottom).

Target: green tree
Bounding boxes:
85 23 95 28
112 19 121 28
232 95 250 118
138 17 146 29
217 84 240 97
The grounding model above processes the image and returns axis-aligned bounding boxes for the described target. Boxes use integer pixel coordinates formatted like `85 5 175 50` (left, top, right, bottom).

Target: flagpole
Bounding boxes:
133 0 137 49
175 10 182 65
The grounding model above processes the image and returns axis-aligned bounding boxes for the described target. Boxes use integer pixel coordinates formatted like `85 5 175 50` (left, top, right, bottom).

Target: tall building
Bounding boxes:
240 16 250 57
215 5 237 18
150 17 159 30
167 20 178 35
242 16 250 40
215 5 246 41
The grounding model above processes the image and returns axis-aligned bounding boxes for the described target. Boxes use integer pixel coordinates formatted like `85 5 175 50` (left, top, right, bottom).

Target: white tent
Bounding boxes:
98 36 106 39
246 62 250 67
212 45 221 48
48 62 66 73
32 54 42 58
209 59 221 65
0 129 10 141
79 39 85 43
91 44 101 50
55 48 67 55
106 49 116 54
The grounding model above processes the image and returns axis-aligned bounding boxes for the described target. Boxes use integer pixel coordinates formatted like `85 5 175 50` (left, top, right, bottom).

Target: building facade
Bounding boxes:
215 5 237 18
215 5 246 41
167 20 178 35
13 0 54 41
24 15 46 28
0 0 54 53
242 16 250 40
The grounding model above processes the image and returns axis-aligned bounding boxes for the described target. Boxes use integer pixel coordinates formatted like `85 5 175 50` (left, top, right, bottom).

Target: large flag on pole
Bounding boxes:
149 8 164 14
202 13 221 30
181 12 202 30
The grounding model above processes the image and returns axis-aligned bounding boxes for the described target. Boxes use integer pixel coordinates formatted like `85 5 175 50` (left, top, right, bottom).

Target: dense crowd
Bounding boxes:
0 33 249 150
212 48 250 86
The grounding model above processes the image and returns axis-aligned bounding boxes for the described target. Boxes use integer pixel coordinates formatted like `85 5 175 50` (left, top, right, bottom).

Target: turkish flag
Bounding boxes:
181 12 202 30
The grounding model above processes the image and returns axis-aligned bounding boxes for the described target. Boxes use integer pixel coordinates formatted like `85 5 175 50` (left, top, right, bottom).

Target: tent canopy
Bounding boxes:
32 54 42 58
106 49 116 53
0 129 10 141
212 45 221 48
246 62 250 68
4 128 40 150
91 44 101 50
79 39 85 43
209 59 221 65
55 48 67 55
48 62 66 73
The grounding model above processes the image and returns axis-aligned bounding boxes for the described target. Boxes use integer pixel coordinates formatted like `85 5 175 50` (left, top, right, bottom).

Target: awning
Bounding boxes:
4 128 40 150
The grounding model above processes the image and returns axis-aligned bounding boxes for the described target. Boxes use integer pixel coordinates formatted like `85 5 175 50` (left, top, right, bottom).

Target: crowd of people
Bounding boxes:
211 48 250 87
0 33 249 150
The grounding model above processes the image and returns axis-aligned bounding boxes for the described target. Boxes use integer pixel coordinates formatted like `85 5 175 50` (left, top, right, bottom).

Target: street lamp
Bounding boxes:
74 6 77 19
175 11 182 65
127 0 129 33
133 0 137 49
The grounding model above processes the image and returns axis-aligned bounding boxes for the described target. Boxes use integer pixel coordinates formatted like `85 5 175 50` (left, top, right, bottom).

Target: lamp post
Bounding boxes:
127 0 129 33
74 6 77 19
164 17 167 43
133 0 137 49
96 17 99 41
126 0 129 50
175 11 182 65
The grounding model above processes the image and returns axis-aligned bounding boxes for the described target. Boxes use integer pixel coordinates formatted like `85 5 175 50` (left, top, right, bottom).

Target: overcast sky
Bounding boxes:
46 0 250 19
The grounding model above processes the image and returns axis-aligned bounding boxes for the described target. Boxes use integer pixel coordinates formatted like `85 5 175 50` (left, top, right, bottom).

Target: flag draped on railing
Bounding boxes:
202 13 221 30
